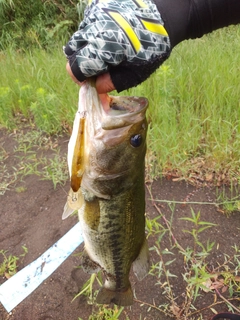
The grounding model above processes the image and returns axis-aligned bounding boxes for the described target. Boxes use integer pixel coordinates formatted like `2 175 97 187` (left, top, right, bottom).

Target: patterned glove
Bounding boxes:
64 0 171 92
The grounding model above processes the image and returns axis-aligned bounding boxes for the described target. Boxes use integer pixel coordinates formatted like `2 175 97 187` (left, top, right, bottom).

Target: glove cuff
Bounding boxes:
69 56 87 82
110 51 171 93
64 44 87 82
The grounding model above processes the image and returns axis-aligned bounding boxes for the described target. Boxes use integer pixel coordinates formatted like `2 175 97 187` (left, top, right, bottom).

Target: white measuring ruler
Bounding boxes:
0 222 83 313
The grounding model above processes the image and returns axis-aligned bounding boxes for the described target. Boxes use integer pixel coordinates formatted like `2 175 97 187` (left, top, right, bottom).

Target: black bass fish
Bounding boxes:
63 80 149 306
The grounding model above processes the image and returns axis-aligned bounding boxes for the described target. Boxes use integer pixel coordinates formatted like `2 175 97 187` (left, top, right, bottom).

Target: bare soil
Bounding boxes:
0 127 240 320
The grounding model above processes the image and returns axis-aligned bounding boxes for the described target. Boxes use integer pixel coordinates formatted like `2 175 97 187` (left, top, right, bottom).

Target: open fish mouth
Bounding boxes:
108 96 148 114
74 79 148 132
101 95 148 130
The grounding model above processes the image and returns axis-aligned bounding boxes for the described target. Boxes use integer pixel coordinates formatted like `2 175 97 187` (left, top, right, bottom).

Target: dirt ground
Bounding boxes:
0 127 240 320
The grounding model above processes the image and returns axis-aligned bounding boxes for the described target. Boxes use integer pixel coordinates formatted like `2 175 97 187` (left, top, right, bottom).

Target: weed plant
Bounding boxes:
0 129 68 195
78 304 125 320
0 246 28 279
143 186 240 319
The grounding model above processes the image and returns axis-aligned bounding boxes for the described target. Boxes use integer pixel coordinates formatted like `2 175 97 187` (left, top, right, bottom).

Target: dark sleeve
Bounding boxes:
154 0 240 48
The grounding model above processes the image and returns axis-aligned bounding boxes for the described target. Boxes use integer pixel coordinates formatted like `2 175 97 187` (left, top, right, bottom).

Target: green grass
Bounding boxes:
0 47 78 133
127 25 240 180
0 246 28 279
1 26 240 179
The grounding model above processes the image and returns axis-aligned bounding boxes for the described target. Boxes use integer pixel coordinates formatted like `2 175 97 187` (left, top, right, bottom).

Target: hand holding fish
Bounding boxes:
66 62 115 94
64 0 240 93
64 0 171 93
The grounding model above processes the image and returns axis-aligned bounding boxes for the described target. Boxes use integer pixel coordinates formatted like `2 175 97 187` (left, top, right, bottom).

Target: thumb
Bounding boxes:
96 73 115 94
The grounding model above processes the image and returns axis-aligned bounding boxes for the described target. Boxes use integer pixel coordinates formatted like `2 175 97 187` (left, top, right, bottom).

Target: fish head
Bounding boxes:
82 91 148 198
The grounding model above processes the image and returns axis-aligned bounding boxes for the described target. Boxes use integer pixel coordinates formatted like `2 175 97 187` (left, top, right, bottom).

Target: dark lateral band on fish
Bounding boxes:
63 79 150 306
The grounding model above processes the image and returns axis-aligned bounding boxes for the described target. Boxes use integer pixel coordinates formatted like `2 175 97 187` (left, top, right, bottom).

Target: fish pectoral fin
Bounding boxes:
68 188 84 209
96 286 133 306
62 202 76 220
132 237 150 281
62 188 84 220
81 249 101 274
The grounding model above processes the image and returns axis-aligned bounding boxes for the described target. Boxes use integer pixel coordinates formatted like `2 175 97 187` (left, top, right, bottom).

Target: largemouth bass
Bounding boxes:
63 80 149 306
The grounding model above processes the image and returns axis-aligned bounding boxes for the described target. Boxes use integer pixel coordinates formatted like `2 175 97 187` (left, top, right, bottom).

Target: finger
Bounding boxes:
99 93 111 112
96 73 115 94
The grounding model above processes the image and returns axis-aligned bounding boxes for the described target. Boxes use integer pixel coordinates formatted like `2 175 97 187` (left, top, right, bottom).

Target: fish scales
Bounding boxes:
80 185 146 305
63 79 150 306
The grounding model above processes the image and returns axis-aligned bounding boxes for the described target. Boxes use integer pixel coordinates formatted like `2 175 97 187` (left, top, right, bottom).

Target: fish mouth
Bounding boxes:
109 96 148 114
80 80 148 131
101 95 148 130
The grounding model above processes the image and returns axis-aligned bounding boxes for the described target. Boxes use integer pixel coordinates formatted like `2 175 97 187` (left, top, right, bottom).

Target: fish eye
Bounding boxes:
130 134 142 148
